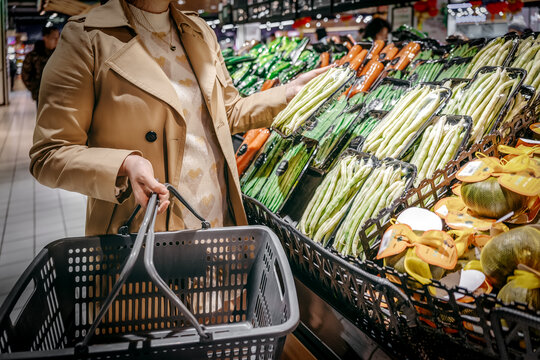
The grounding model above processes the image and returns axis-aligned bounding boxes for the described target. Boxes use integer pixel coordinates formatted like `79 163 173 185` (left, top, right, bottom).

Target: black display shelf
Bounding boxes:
221 0 415 25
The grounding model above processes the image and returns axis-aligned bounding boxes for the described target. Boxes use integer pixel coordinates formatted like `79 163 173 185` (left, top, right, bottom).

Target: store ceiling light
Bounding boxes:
364 15 372 23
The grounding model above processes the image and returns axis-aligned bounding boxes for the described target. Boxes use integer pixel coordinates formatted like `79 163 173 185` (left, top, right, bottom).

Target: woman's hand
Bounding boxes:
285 65 333 102
119 155 170 214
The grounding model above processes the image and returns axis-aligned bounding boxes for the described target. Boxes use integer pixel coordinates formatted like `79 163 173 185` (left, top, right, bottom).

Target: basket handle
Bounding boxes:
76 193 211 355
143 201 212 341
118 183 210 235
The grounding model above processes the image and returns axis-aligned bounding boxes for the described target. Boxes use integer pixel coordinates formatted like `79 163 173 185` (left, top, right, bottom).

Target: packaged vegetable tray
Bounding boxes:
241 90 540 360
407 58 447 86
435 57 472 81
332 158 417 260
463 33 520 78
401 115 472 191
303 100 386 174
280 150 378 228
444 66 526 144
498 85 536 137
242 136 317 214
446 38 486 59
271 64 358 137
362 77 411 113
361 83 452 160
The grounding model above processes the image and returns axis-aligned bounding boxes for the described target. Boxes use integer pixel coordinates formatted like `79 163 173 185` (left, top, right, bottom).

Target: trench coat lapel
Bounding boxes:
105 37 186 124
171 9 217 115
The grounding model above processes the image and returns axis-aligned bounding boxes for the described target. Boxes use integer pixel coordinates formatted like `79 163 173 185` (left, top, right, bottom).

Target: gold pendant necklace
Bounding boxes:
135 9 177 51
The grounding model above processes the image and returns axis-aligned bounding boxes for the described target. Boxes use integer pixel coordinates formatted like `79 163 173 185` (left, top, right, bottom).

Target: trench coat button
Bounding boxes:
145 131 157 142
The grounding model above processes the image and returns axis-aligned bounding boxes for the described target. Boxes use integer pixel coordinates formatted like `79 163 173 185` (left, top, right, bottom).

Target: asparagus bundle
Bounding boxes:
333 163 409 258
510 35 540 88
408 116 468 187
256 141 315 212
362 85 448 159
464 36 515 78
298 155 375 245
444 68 521 143
272 66 354 135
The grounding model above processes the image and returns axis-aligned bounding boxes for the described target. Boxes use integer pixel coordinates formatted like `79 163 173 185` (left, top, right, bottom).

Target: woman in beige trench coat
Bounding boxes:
29 0 325 236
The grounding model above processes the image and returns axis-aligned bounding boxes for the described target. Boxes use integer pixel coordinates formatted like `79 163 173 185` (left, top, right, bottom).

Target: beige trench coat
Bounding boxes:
29 0 288 236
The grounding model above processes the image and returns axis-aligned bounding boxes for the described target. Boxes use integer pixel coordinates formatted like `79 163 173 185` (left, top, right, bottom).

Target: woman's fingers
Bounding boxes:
157 200 170 214
124 154 170 213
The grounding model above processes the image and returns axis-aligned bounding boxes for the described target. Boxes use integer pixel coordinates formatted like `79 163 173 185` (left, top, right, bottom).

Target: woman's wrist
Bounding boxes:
118 154 140 177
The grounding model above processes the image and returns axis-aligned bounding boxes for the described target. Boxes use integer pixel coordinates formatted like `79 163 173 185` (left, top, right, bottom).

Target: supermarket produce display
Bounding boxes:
225 36 322 96
236 31 540 359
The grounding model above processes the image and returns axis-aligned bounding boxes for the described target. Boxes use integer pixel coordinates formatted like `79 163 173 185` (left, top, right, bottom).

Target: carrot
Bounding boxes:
349 49 368 71
338 44 362 66
389 42 421 71
344 41 353 50
379 43 398 61
320 52 330 68
236 128 271 176
260 79 278 92
368 40 385 59
359 59 377 76
351 60 384 95
347 34 357 46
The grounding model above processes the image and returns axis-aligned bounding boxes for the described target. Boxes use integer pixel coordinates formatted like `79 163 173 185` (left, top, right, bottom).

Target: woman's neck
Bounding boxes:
128 0 170 13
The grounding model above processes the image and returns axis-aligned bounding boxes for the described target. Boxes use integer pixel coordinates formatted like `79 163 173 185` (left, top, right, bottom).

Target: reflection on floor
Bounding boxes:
0 90 86 306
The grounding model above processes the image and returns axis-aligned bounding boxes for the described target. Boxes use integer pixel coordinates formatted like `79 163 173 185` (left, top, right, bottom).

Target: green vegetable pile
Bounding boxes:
362 85 448 159
464 37 515 78
407 60 446 85
242 135 314 212
225 37 318 96
436 59 470 81
510 34 540 89
333 162 411 258
444 68 522 143
406 116 468 186
272 66 354 135
298 155 375 245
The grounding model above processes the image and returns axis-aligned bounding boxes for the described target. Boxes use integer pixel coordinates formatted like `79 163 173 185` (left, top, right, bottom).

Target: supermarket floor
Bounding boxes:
0 85 87 306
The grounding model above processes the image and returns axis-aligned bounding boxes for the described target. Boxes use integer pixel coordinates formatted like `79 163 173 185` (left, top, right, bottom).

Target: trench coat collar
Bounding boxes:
82 0 204 39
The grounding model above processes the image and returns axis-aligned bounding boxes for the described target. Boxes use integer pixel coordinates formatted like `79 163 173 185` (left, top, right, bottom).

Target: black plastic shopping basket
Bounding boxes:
0 185 299 359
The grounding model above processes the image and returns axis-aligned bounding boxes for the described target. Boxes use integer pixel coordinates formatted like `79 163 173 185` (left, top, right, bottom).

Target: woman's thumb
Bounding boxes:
148 178 169 195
